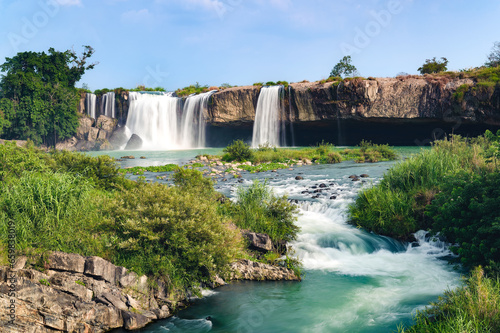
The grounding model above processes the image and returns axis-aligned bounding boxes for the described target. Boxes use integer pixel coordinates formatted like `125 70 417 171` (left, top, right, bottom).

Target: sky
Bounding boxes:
1 0 500 92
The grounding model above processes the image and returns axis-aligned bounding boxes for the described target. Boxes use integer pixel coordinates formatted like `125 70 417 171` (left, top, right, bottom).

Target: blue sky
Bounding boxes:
1 0 500 91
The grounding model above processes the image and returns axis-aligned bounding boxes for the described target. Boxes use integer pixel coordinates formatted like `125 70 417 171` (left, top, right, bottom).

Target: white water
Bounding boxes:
125 91 215 150
85 93 96 119
252 85 284 148
180 90 216 148
101 92 116 118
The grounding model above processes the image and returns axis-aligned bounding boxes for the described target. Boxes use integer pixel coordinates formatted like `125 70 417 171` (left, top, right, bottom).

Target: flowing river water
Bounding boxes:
94 148 462 333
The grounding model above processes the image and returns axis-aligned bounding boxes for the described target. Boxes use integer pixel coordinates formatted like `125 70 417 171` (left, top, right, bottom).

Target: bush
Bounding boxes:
427 171 500 271
222 140 253 162
223 181 299 245
102 182 243 291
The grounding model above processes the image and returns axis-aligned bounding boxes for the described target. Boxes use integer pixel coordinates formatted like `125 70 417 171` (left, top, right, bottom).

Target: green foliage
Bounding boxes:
453 84 470 103
175 82 209 97
172 167 214 197
399 267 500 333
349 135 488 240
330 55 357 78
276 81 289 88
418 57 449 74
0 171 104 254
129 85 166 92
222 140 253 162
120 164 179 175
75 280 86 286
427 171 500 270
0 46 96 146
265 81 277 86
102 181 243 290
223 181 299 245
39 279 50 286
239 162 289 173
253 82 264 87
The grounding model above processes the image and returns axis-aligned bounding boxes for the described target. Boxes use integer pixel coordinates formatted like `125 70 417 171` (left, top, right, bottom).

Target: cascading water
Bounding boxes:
101 92 116 118
126 92 182 150
180 90 216 148
252 85 285 148
288 86 295 147
124 91 215 150
85 93 96 119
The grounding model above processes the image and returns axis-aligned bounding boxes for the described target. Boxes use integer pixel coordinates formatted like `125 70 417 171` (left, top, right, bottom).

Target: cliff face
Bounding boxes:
206 77 500 125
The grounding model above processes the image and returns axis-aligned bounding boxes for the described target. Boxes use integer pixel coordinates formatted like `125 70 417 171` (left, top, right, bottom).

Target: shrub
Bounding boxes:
223 181 299 245
222 140 253 162
102 182 243 291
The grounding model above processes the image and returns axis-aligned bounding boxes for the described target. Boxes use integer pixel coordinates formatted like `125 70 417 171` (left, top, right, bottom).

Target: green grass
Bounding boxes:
119 164 179 175
348 135 491 240
398 267 500 333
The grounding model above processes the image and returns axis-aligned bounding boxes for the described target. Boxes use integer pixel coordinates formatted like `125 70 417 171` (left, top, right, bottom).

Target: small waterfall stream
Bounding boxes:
85 93 96 119
252 85 285 148
101 92 116 119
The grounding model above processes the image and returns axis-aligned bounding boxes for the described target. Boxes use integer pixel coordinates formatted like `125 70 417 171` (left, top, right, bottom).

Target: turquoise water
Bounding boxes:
99 148 459 333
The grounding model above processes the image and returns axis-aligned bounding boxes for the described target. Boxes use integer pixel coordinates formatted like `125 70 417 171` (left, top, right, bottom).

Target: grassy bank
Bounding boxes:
0 141 301 295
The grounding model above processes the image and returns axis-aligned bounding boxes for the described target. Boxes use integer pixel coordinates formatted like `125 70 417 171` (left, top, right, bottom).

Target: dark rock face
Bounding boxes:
125 134 143 150
244 232 273 252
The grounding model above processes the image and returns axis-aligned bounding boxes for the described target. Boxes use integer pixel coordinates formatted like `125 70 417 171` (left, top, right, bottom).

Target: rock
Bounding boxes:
102 292 128 311
122 310 153 330
96 115 118 133
108 126 130 149
231 259 299 281
121 155 135 159
97 129 108 140
84 256 117 284
319 183 327 188
76 117 94 140
301 191 309 194
295 176 303 180
360 174 369 178
313 189 322 193
124 134 143 150
330 196 337 200
49 252 86 274
11 256 27 271
348 175 358 179
243 232 273 252
199 155 208 162
352 177 360 182
304 159 312 165
140 156 146 159
87 127 99 142
55 136 78 151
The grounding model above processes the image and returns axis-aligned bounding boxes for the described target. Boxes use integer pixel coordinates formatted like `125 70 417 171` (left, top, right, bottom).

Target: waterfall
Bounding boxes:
101 92 116 118
126 92 182 150
252 85 285 148
180 90 216 148
288 86 295 147
124 91 214 150
85 93 96 119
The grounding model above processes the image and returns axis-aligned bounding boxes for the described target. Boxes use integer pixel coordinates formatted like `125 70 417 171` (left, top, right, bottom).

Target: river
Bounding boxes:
92 148 461 333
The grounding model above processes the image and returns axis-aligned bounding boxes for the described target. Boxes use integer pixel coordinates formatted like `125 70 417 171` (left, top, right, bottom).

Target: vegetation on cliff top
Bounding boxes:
0 141 301 293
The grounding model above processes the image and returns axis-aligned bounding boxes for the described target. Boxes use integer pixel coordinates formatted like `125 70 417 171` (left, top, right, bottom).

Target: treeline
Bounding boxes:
348 132 500 332
0 142 300 295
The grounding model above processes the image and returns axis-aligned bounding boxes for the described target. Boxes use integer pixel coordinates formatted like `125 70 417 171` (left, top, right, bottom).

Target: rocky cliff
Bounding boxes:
207 76 500 125
0 252 297 332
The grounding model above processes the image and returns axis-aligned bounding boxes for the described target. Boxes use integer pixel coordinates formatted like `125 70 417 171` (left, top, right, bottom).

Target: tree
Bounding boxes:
486 41 500 67
330 55 357 78
0 46 96 146
418 57 448 74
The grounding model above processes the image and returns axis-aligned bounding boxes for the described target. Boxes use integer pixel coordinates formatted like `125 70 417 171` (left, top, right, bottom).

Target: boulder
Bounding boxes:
84 256 117 284
76 117 94 140
98 129 108 140
88 127 99 142
96 115 118 133
243 232 273 252
295 176 303 180
124 134 143 150
49 252 86 274
109 126 130 149
122 310 153 330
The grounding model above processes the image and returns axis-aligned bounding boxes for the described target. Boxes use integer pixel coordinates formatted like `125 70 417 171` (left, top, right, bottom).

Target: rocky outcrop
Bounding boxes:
208 85 261 124
243 232 273 252
125 134 143 150
0 252 173 333
0 252 299 332
231 259 299 281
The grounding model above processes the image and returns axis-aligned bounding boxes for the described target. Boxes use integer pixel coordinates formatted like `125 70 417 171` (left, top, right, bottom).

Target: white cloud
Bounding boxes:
121 8 151 22
54 0 82 6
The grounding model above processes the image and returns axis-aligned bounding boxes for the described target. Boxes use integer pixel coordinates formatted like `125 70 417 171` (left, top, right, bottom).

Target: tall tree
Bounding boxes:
330 55 357 78
0 46 96 146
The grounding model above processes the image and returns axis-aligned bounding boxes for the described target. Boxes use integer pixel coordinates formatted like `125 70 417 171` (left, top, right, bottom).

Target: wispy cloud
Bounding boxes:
121 8 152 23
